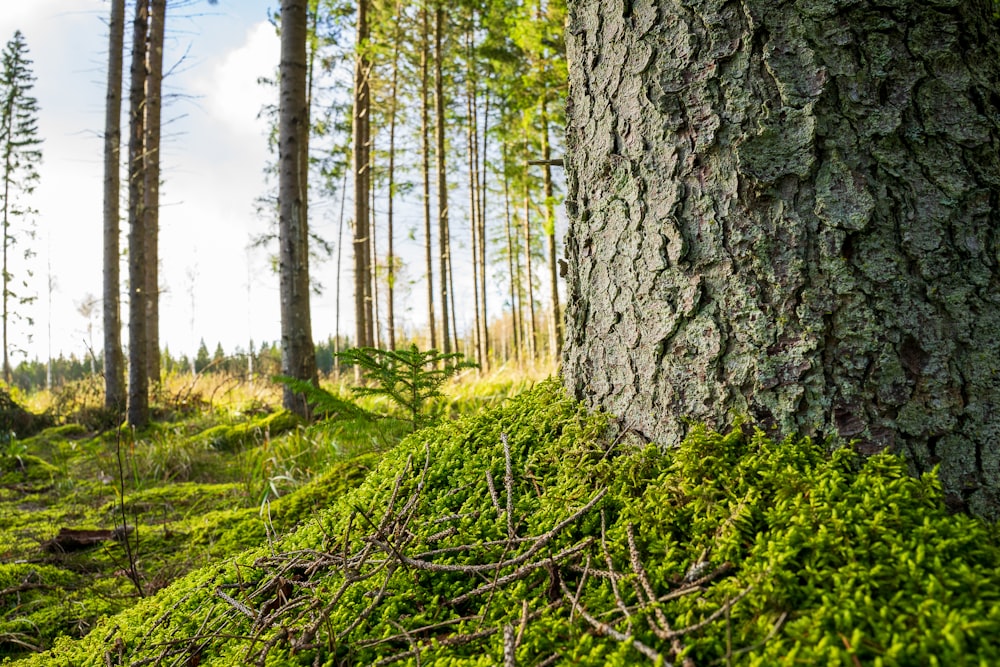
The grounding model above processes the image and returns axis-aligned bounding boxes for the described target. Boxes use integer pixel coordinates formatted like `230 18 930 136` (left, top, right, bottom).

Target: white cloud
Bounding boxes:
194 21 279 139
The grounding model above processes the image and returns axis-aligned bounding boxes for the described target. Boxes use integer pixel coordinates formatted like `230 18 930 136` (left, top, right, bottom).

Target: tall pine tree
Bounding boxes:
0 31 41 384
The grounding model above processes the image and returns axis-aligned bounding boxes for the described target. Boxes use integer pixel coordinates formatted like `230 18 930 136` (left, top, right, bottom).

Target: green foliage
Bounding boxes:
337 345 478 430
12 380 997 666
279 345 477 432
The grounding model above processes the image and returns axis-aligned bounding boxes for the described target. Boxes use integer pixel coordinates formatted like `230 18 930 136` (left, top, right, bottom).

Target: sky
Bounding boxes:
0 0 284 364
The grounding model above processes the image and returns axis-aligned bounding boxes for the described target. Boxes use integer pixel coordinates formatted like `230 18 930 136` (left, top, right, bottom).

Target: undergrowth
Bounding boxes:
7 380 997 666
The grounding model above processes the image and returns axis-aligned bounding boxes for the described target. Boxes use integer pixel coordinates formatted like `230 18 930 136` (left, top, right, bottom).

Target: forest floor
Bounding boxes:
1 370 999 665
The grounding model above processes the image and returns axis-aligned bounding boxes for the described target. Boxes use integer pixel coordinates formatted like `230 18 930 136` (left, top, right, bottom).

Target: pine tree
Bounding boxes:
0 31 42 385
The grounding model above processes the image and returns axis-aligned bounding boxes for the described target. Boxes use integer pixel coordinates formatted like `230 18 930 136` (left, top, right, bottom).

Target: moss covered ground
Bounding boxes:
2 378 997 665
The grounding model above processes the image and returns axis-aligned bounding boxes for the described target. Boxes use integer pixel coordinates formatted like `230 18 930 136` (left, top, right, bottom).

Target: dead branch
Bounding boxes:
560 581 666 665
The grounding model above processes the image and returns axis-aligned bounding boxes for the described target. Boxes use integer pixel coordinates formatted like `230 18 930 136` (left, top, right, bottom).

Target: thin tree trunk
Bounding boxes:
126 0 149 428
143 0 165 385
0 73 15 386
370 137 380 350
502 140 520 363
385 0 402 351
1 110 11 384
353 0 373 356
465 24 482 368
102 0 126 412
540 97 561 358
522 139 537 361
434 2 451 355
334 168 347 378
277 0 317 415
477 90 489 369
420 3 436 350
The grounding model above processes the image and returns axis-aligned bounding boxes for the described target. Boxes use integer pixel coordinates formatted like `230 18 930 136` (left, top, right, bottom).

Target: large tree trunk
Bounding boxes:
143 0 164 385
126 0 149 428
277 0 317 416
563 0 1000 517
102 0 126 413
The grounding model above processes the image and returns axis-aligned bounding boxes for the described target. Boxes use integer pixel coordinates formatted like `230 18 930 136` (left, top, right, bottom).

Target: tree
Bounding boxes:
194 338 210 373
562 0 1000 517
0 31 41 386
277 0 318 416
351 0 374 354
126 0 149 428
433 1 452 355
102 0 126 413
143 0 165 385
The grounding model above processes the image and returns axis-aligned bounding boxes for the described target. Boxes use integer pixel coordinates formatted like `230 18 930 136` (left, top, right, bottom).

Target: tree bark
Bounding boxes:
278 0 317 416
143 0 164 385
353 0 373 354
386 0 402 351
126 0 149 428
434 2 452 355
563 0 1000 517
540 98 561 358
421 3 436 350
103 0 126 413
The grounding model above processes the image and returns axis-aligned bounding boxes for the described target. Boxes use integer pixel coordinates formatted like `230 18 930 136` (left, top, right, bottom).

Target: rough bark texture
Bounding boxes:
126 0 149 428
102 0 125 413
563 0 1000 517
278 0 317 416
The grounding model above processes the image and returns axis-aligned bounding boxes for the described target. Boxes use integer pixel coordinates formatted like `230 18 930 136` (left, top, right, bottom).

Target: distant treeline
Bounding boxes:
10 337 356 393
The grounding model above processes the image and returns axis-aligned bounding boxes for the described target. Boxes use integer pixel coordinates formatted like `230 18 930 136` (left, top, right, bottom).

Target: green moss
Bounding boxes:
197 411 301 452
0 455 58 490
8 380 996 666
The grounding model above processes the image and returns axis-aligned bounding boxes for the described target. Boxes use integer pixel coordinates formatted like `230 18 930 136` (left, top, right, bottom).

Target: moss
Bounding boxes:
197 411 301 452
9 380 997 666
0 455 58 490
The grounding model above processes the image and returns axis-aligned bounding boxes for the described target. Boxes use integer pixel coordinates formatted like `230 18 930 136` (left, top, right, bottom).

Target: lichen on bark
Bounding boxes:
563 0 1000 517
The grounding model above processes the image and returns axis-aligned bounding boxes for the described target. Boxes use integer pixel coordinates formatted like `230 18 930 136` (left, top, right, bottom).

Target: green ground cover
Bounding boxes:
3 379 996 666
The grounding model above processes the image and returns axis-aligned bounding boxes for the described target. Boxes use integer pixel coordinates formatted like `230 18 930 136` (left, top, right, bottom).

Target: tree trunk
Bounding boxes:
353 0 373 354
434 2 451 355
563 0 1000 517
277 0 317 416
386 0 402 352
465 22 482 368
522 140 537 361
540 98 561 358
502 140 520 363
102 0 126 413
478 92 489 369
143 0 164 385
126 0 149 428
421 3 436 350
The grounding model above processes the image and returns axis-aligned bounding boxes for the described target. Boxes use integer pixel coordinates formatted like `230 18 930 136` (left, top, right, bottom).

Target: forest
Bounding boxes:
1 0 999 665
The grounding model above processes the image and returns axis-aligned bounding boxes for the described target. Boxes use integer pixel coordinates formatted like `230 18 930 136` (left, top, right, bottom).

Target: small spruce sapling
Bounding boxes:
278 345 476 431
339 345 476 430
